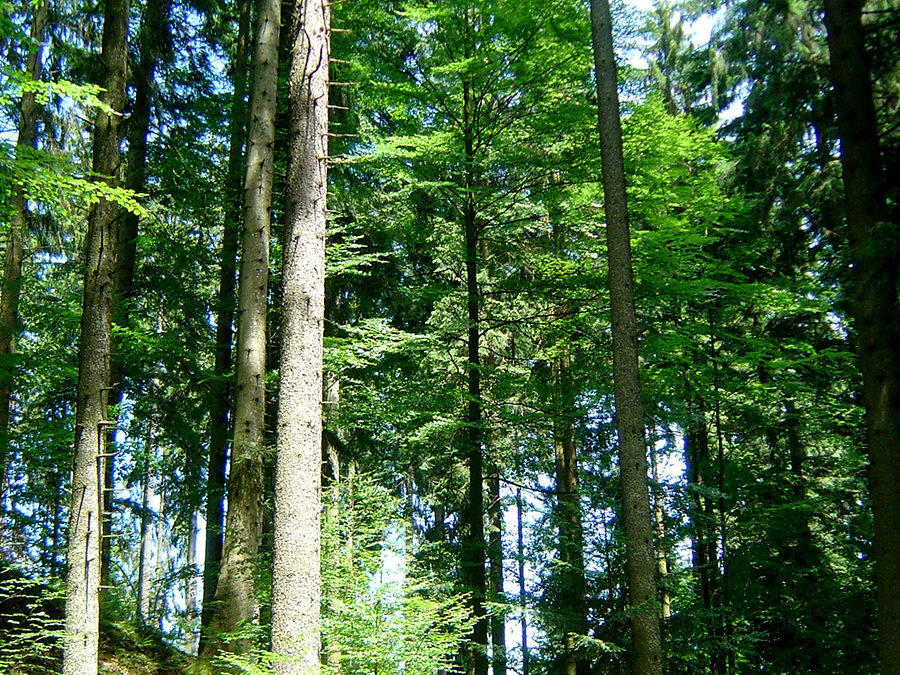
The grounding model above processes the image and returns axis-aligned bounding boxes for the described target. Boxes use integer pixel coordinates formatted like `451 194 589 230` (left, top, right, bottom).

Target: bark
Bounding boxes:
269 0 328 670
0 0 48 514
322 371 341 670
101 0 171 591
822 5 900 671
487 468 506 675
589 1 663 673
552 351 587 675
515 485 529 675
63 0 129 669
186 510 200 654
648 434 670 620
461 38 489 675
202 0 280 655
200 0 251 645
136 449 154 624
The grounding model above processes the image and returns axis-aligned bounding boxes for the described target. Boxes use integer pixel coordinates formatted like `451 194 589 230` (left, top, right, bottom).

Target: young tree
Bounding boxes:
589 1 663 673
63 0 129 670
269 0 329 670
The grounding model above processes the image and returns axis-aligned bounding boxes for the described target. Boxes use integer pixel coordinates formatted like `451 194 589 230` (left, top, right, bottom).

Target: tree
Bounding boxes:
269 0 329 669
822 2 900 672
589 1 663 673
0 0 47 517
202 0 281 655
63 0 129 669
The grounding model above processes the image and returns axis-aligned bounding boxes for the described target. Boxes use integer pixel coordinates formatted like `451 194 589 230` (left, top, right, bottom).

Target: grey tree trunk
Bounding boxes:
822 3 900 672
589 1 663 673
269 0 329 671
186 510 200 654
102 0 171 593
201 0 252 644
0 0 48 514
63 0 129 670
202 0 280 656
648 432 670 620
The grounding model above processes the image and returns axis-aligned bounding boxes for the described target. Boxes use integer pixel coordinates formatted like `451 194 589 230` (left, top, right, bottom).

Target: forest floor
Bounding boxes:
1 563 190 674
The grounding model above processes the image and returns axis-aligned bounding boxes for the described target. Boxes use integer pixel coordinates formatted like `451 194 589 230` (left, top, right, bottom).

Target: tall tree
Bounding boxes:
589 1 663 673
0 0 48 514
202 0 281 654
200 0 253 643
269 0 329 671
102 0 172 593
63 0 130 669
822 2 900 672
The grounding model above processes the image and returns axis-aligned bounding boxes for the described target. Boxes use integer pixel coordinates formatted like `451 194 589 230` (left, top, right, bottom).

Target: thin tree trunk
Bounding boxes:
516 485 529 675
0 0 48 514
461 24 488 672
269 0 328 670
136 441 154 624
202 0 280 654
323 369 341 671
63 0 129 669
186 509 199 654
589 2 663 673
200 0 252 646
487 468 506 675
648 432 670 620
552 351 587 675
822 4 900 672
102 0 171 593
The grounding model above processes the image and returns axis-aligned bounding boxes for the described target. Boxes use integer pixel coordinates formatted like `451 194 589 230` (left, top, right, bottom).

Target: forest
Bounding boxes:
0 0 898 673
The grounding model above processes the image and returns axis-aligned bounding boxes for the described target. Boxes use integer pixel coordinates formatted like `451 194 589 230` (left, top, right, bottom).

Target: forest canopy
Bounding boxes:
0 0 898 673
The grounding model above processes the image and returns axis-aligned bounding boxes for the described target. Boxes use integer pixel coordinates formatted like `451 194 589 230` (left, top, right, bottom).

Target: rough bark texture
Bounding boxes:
63 0 129 669
0 0 48 513
102 0 171 592
589 1 663 673
201 0 252 644
822 3 900 672
202 0 280 656
269 0 328 670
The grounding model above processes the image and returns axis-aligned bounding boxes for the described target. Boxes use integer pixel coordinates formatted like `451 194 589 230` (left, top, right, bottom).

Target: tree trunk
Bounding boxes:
552 351 587 675
648 432 670 620
589 1 663 673
186 509 199 654
461 36 489 674
822 4 900 672
516 484 529 675
200 0 251 646
63 0 129 669
269 0 328 670
102 0 171 593
487 468 506 675
202 0 280 655
136 444 154 624
0 0 48 515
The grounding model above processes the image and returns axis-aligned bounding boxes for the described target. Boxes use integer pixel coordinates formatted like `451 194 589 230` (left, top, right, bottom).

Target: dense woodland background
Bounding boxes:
0 0 898 673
